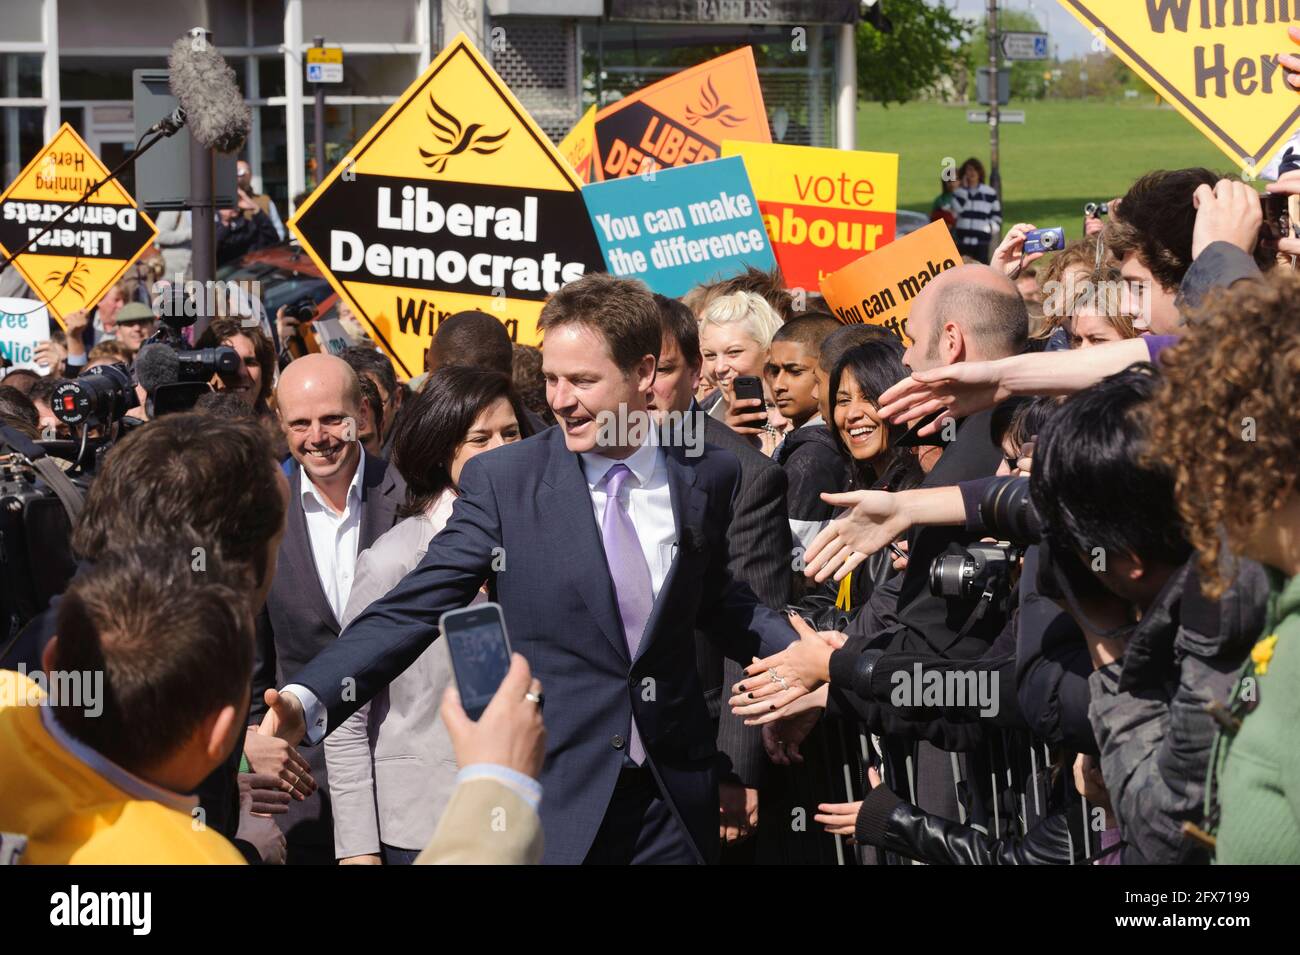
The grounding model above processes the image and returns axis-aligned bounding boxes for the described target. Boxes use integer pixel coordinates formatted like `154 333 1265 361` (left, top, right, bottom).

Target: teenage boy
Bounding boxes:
767 314 848 556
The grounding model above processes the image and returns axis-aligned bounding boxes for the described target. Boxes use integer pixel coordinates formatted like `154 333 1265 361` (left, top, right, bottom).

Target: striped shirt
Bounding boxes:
953 183 1003 241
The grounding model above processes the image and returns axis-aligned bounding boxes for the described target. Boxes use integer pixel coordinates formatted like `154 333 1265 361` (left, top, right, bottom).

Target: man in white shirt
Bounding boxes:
251 353 404 864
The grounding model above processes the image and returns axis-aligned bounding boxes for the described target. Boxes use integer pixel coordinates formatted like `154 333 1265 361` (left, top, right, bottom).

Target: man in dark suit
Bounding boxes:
251 353 405 864
260 274 801 864
647 293 792 854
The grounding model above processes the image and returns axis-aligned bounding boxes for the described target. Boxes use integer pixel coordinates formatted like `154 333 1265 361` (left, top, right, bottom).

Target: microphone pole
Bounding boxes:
188 26 217 342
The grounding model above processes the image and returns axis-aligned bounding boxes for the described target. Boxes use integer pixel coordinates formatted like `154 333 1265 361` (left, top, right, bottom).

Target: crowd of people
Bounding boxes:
0 157 1296 867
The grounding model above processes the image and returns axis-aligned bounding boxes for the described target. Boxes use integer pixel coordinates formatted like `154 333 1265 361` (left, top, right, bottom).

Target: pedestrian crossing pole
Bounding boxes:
988 0 1002 199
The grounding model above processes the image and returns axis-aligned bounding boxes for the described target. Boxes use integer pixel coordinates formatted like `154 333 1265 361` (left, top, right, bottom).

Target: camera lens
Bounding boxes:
929 554 973 599
51 363 136 425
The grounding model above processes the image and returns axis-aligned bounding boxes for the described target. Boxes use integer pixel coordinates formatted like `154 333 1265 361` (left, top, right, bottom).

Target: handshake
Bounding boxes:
727 612 844 765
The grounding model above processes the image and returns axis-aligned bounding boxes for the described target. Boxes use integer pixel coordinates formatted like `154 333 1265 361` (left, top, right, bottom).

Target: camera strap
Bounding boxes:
0 426 84 522
31 456 84 522
954 584 997 643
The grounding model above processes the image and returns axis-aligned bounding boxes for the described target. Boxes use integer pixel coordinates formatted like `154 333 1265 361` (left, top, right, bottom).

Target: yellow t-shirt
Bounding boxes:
0 670 246 864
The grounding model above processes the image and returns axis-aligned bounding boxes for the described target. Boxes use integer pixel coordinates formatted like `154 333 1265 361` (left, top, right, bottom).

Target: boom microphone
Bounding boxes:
168 31 252 153
146 106 188 139
135 343 180 394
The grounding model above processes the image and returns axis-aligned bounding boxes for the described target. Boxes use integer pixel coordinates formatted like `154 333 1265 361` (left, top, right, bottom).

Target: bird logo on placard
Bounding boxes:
418 95 509 173
44 258 91 304
684 76 747 128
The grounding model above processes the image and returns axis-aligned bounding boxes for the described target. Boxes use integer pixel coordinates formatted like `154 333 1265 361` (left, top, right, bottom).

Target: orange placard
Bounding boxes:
559 105 597 183
593 48 770 181
818 220 961 346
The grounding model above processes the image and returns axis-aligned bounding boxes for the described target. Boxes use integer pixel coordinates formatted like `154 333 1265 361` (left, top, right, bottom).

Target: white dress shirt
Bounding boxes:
579 435 678 605
300 445 366 624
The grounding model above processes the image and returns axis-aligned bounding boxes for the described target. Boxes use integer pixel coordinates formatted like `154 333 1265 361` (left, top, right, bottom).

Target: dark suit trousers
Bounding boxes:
584 768 704 865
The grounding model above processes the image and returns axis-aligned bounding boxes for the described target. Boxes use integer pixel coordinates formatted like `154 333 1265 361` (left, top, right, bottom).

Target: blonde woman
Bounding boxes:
697 290 785 455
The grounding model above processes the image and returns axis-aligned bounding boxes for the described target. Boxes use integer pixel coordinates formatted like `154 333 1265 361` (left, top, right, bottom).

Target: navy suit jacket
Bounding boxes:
289 426 797 864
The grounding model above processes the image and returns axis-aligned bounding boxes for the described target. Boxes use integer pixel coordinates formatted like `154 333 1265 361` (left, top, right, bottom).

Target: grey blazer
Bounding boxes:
325 490 480 857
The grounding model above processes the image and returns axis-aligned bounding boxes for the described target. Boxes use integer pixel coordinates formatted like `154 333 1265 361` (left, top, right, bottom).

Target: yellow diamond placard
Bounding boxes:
289 34 604 377
0 123 157 326
1061 1 1300 175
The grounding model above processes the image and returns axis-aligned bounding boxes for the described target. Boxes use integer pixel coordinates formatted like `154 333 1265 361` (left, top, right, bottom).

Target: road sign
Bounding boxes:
0 123 157 326
967 110 1025 124
288 33 604 378
1001 32 1050 61
977 68 1011 106
1060 0 1300 174
306 46 343 84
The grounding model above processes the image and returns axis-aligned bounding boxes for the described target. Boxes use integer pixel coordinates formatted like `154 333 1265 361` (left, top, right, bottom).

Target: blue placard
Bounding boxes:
581 155 775 298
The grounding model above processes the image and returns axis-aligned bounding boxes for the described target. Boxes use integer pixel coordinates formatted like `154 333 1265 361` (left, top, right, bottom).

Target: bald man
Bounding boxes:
251 354 406 864
901 264 1028 375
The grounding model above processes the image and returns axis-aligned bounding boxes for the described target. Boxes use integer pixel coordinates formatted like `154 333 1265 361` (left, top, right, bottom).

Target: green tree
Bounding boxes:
856 0 971 105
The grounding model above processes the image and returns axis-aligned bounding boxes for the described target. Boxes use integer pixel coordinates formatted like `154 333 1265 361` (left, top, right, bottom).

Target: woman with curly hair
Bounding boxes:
1145 270 1300 864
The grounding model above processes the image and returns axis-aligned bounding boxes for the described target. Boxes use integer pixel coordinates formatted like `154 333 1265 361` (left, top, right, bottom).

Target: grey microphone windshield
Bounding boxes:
168 34 252 153
135 343 181 394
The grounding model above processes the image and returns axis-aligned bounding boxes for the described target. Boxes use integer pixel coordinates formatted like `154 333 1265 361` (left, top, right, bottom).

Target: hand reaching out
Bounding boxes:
243 729 315 799
804 490 911 583
236 778 286 864
761 705 821 766
730 615 839 722
257 688 307 747
875 362 1009 435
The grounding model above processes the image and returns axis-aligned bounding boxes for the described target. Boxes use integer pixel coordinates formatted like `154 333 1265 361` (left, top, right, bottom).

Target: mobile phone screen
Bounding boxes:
444 606 512 721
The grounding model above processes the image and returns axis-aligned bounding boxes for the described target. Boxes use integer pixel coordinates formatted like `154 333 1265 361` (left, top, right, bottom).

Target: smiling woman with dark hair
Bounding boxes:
325 364 531 865
827 339 923 493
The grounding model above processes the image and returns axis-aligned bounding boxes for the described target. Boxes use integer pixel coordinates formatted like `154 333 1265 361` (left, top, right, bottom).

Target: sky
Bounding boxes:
939 0 1094 60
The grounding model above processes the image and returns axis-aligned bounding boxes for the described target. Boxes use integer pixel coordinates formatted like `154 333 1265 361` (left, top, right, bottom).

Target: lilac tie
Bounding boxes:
599 463 653 764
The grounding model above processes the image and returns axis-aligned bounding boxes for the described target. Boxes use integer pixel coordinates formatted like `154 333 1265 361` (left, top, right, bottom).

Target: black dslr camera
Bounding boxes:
1084 201 1109 218
929 541 1021 601
929 477 1039 603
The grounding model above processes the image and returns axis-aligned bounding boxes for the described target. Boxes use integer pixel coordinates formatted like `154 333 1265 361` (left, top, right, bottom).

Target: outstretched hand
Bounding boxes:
257 688 307 747
875 362 1008 436
729 614 840 722
804 490 910 583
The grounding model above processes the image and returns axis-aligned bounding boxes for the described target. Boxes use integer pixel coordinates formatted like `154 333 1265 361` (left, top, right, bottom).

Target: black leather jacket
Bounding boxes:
855 783 1097 865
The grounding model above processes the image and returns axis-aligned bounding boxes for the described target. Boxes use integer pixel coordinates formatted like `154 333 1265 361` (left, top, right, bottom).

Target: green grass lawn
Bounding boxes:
857 98 1231 240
